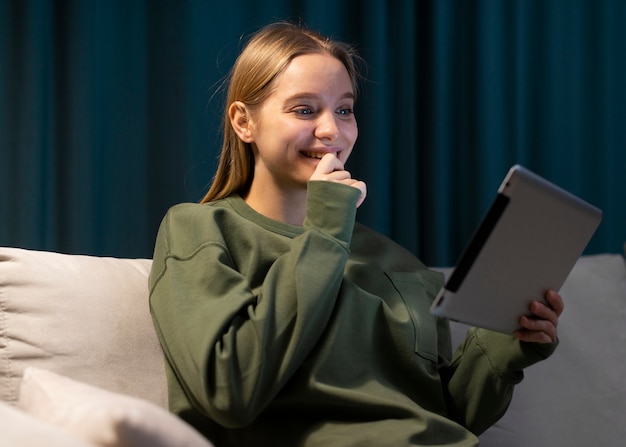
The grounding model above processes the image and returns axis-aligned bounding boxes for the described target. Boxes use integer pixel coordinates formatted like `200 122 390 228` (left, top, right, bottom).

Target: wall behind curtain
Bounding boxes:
1 0 624 266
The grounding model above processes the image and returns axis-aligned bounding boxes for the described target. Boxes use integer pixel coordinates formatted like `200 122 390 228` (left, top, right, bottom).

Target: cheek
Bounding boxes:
343 122 358 159
346 118 358 141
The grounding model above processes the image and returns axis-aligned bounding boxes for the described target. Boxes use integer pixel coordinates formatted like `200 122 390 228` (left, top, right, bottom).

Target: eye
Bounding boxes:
337 107 355 118
293 107 315 116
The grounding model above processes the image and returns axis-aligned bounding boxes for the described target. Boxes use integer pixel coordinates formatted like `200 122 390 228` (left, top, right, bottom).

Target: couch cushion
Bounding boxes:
0 247 166 408
19 367 213 447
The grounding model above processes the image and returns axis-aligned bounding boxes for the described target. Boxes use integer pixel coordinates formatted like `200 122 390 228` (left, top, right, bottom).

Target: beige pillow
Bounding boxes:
0 247 166 407
0 399 98 447
19 367 214 447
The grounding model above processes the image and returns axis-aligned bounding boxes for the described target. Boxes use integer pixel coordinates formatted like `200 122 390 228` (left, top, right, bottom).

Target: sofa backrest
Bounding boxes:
2 247 625 447
0 247 167 408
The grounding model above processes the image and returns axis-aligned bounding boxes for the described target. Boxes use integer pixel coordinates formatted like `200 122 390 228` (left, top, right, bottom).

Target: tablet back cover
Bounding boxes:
430 165 602 334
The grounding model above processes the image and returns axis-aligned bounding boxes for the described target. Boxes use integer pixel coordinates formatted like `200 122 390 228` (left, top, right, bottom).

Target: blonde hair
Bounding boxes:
200 22 362 203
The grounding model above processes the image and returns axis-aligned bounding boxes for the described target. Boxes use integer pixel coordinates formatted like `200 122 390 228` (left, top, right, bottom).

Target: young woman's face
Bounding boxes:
244 53 358 192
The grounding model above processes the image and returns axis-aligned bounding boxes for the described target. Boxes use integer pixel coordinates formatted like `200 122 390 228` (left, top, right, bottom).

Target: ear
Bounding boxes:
229 101 254 143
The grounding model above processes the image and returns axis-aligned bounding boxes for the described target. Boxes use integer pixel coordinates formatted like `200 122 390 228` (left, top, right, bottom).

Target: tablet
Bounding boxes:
430 164 602 334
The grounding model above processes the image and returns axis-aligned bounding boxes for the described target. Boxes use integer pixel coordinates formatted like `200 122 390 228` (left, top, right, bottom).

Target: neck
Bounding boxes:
244 182 307 226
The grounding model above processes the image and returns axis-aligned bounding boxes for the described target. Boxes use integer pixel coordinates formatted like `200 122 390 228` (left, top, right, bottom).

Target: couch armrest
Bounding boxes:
0 247 166 408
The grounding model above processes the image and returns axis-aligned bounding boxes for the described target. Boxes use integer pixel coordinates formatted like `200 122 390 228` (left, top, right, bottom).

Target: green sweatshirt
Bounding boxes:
149 181 556 447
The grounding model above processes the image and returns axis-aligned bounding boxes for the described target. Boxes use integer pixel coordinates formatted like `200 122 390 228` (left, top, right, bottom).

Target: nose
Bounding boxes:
314 112 340 141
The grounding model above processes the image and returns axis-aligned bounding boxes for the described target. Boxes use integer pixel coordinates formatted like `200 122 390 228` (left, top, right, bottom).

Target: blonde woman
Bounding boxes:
149 21 563 447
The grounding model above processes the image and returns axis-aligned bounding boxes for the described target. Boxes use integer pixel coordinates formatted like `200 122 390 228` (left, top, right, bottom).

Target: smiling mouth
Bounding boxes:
301 151 337 159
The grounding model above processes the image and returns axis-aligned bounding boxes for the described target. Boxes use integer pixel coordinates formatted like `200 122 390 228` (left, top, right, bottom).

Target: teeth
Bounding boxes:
303 152 327 159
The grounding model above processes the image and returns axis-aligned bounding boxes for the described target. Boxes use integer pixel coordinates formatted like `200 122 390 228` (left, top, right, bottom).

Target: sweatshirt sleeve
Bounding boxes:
149 182 361 429
441 327 558 435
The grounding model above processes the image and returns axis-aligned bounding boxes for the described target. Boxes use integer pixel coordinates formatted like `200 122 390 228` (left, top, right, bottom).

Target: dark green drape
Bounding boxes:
1 0 624 266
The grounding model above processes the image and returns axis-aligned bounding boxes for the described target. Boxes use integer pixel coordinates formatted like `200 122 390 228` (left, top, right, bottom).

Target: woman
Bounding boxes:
149 22 563 446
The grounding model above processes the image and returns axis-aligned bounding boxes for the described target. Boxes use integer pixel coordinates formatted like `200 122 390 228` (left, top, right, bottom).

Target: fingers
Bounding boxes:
350 180 367 208
515 316 557 344
545 290 565 317
514 290 564 344
310 153 346 181
310 153 367 207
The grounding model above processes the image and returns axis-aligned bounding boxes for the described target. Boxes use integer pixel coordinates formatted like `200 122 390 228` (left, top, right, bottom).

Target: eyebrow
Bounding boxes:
283 92 355 103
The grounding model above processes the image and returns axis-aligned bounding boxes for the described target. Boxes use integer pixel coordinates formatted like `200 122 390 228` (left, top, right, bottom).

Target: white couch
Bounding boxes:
1 246 625 446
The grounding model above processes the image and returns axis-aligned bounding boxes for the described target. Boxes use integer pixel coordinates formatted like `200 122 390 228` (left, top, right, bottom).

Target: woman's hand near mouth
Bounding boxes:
309 153 367 208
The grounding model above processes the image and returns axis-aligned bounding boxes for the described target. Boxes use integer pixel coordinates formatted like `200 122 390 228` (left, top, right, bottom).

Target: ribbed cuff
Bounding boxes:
473 328 559 383
304 181 359 247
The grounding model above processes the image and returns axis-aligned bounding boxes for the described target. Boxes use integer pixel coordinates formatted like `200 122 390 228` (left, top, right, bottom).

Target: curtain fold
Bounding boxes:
1 0 624 266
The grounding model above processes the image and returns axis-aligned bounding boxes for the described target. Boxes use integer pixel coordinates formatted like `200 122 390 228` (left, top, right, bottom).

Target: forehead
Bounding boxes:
272 53 354 98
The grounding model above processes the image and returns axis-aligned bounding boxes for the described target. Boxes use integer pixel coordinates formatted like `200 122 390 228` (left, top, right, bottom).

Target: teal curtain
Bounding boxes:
1 0 624 266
